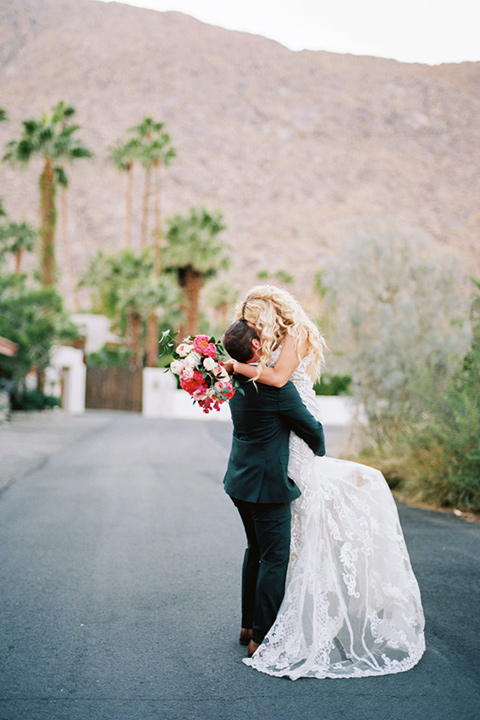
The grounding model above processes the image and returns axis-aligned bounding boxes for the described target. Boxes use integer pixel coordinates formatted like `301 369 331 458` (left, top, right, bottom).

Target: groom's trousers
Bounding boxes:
231 498 291 645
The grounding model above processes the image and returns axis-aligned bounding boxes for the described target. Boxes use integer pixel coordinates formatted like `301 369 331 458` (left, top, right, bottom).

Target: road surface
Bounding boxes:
0 411 478 720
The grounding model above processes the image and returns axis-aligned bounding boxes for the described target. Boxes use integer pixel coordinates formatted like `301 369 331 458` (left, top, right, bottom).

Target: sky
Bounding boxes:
96 0 480 65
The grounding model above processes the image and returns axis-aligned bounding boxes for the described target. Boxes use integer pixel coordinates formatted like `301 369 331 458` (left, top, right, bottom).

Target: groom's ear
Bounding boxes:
251 338 262 359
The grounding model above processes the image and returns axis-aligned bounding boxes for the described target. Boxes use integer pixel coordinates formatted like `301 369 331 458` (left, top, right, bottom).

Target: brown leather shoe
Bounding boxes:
239 628 253 646
247 639 260 657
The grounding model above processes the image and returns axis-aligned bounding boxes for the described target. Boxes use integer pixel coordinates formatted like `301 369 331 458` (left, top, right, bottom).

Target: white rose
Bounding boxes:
177 342 193 357
203 357 216 372
170 360 184 375
185 351 202 366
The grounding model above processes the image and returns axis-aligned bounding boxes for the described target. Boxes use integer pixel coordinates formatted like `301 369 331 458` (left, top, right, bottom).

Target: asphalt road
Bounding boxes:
0 411 479 720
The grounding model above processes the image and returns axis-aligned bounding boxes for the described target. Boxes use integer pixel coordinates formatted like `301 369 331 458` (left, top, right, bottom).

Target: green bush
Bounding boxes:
87 346 132 367
399 285 480 512
402 394 480 512
314 374 352 396
12 390 61 411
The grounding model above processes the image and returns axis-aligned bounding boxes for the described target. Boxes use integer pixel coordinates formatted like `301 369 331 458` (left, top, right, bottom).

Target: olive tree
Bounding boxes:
324 217 471 444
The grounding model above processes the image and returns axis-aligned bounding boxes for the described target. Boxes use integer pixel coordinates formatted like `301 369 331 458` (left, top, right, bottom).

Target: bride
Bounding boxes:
231 285 425 680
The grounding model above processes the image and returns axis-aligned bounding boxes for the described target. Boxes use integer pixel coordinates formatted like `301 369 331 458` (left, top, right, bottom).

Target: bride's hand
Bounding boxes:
224 361 234 375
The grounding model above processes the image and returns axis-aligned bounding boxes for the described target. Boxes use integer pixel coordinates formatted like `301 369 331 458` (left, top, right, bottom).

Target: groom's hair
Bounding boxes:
223 319 259 363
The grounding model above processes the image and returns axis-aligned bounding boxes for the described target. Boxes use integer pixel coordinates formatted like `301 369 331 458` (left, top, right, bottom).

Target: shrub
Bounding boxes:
399 284 480 512
324 217 471 444
12 390 61 411
87 346 132 367
314 373 352 396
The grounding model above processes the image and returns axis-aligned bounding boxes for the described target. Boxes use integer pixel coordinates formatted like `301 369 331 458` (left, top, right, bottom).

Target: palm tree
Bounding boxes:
0 220 36 273
0 113 8 233
164 207 229 339
128 118 175 366
108 137 140 248
151 136 175 275
143 132 175 366
3 101 93 287
82 249 180 367
204 280 239 333
52 102 83 309
130 118 176 256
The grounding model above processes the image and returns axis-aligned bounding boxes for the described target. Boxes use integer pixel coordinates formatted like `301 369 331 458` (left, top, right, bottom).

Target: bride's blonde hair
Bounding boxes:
233 285 326 380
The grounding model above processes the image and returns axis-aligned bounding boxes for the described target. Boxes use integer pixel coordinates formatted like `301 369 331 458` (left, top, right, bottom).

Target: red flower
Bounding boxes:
180 370 206 395
215 379 235 400
193 335 217 359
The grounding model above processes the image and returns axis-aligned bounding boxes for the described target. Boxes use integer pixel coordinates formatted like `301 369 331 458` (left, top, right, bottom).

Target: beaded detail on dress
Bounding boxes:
244 349 425 679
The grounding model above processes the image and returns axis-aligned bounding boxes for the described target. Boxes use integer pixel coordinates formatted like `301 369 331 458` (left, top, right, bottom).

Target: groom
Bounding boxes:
222 319 326 657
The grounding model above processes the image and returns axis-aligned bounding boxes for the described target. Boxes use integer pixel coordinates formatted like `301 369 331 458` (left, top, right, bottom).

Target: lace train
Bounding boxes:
243 354 425 679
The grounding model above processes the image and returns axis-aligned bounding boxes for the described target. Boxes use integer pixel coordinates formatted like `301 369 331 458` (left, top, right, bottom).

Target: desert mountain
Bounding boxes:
1 0 479 308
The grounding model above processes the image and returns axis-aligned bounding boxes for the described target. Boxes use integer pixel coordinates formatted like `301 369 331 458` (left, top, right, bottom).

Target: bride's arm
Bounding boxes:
233 333 307 387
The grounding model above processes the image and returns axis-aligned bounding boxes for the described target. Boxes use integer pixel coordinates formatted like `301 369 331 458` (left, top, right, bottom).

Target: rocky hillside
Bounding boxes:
1 0 479 309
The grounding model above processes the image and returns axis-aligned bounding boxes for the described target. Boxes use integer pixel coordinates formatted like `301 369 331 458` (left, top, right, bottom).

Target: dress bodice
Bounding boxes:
269 347 321 420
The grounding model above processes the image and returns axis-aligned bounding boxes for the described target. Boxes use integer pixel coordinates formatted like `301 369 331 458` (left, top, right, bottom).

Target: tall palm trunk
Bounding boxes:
216 302 228 329
153 161 162 275
15 248 23 274
37 156 57 392
127 310 143 368
145 161 162 368
146 311 159 367
125 162 133 248
140 167 151 248
39 156 56 286
60 185 79 310
178 268 203 339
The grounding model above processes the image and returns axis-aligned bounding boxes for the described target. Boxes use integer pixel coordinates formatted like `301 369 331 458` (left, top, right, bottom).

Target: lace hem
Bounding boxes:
243 634 425 679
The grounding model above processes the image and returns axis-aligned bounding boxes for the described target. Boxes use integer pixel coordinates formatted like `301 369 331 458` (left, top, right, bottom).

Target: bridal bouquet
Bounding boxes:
163 332 235 413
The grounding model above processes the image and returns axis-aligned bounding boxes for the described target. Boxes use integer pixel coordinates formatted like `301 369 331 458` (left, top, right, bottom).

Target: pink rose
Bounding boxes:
180 364 194 380
192 386 208 401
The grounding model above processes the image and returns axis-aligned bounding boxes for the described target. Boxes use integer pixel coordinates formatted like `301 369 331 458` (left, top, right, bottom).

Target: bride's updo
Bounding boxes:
233 285 326 380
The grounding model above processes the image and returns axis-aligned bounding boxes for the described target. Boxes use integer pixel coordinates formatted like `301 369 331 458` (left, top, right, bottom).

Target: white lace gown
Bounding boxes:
243 353 426 679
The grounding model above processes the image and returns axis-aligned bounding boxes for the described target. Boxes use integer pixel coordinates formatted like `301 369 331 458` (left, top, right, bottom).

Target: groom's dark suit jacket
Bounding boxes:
224 375 326 504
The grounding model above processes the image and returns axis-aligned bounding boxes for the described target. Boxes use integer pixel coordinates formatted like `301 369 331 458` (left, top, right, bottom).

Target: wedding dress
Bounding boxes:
243 351 425 679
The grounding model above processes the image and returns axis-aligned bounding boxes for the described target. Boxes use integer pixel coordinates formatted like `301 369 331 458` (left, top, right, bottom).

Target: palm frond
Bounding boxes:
164 207 229 276
55 166 69 187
